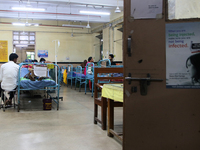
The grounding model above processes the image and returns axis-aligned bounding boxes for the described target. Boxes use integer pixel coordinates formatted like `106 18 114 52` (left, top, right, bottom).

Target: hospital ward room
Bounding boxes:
0 0 124 149
2 0 198 150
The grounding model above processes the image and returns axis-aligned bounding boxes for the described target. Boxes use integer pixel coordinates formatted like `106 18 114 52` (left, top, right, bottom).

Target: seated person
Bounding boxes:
108 54 116 66
0 53 19 105
84 57 94 91
32 59 38 63
84 57 94 75
39 58 52 63
81 60 87 69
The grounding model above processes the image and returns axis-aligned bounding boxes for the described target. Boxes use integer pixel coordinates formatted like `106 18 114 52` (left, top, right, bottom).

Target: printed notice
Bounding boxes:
131 0 163 19
166 22 200 89
0 41 8 62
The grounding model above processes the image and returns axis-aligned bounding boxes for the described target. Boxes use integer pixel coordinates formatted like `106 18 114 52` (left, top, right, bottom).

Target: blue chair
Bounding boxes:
67 64 76 88
84 63 94 97
75 66 86 92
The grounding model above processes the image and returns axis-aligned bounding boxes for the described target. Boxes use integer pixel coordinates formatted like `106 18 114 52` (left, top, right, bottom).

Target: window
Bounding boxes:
168 0 200 20
13 31 35 45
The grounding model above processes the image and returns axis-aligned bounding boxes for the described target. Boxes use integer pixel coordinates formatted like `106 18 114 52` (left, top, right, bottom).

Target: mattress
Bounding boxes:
20 68 56 90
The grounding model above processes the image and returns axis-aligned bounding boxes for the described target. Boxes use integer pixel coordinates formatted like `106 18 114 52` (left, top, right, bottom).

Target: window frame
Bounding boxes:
13 31 36 46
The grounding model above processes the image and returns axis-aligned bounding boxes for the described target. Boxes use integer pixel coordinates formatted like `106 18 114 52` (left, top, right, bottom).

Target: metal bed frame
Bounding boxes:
67 64 76 88
17 63 61 112
75 66 86 92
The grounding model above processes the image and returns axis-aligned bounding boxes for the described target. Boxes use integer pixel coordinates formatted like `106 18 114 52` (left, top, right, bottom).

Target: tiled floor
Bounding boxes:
0 85 123 150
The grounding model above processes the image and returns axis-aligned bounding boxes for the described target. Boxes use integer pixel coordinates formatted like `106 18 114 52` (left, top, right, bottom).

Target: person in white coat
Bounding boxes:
0 53 19 105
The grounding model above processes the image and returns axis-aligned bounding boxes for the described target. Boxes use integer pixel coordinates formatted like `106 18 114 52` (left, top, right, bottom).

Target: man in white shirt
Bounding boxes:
0 53 19 105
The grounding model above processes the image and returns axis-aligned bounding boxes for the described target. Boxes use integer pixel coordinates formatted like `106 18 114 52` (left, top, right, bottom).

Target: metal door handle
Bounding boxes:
127 36 132 57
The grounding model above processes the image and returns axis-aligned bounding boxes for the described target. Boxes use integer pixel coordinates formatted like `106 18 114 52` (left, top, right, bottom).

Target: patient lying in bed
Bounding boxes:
23 65 52 81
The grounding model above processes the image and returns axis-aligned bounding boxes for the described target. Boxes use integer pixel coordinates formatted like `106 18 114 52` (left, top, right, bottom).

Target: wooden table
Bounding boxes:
102 84 123 142
94 67 123 130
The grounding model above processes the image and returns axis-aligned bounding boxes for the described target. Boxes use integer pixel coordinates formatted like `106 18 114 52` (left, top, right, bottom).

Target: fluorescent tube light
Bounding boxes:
15 45 28 47
12 7 45 11
12 22 26 26
12 22 39 27
62 24 86 28
80 11 110 15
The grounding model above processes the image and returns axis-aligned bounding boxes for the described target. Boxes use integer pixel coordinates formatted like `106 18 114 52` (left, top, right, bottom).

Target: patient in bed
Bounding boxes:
0 53 19 105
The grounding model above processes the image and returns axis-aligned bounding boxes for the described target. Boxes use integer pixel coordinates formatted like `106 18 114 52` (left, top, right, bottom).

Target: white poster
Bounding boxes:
166 22 200 89
131 0 163 19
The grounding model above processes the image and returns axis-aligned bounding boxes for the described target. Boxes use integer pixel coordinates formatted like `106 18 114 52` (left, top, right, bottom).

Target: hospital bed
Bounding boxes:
75 66 86 92
97 59 123 83
17 63 61 112
67 64 76 88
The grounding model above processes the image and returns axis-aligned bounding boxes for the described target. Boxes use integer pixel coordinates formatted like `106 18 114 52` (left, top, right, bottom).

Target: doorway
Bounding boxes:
13 31 36 63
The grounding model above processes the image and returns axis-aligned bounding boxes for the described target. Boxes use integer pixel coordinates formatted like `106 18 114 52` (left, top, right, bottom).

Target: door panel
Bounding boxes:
123 0 200 150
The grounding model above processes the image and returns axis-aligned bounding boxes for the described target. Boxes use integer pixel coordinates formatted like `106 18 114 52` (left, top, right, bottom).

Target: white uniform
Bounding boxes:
0 61 19 91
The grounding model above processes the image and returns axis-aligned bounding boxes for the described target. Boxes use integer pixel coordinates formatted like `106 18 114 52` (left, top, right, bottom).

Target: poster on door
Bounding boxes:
38 50 48 58
0 41 8 62
131 0 163 19
166 22 200 89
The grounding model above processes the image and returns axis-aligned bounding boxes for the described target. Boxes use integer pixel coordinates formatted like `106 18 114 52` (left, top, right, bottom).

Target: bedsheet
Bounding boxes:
67 72 76 78
20 68 56 90
75 72 85 78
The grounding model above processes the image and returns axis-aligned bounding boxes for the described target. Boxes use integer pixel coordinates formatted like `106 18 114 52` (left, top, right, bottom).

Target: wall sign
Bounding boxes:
131 0 163 19
38 50 48 58
0 41 8 62
166 22 200 89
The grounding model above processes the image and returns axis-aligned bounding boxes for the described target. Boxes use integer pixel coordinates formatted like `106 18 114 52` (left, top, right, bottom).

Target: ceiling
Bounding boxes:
0 0 123 23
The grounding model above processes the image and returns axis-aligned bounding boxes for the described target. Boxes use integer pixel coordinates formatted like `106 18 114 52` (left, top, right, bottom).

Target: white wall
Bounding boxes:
91 33 101 62
102 25 123 61
0 21 93 62
36 32 92 62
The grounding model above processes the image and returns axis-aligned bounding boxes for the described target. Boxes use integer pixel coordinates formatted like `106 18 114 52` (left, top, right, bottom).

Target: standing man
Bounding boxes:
0 53 19 105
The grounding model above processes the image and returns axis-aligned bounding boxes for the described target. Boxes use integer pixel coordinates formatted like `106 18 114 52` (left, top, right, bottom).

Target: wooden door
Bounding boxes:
123 0 200 149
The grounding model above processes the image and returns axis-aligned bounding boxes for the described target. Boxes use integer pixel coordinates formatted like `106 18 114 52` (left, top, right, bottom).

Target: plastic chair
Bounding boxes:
84 63 94 97
75 66 86 92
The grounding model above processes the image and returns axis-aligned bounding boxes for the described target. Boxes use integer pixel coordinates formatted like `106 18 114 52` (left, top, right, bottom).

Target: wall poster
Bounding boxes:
0 41 8 62
131 0 163 19
38 50 48 58
166 22 200 89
